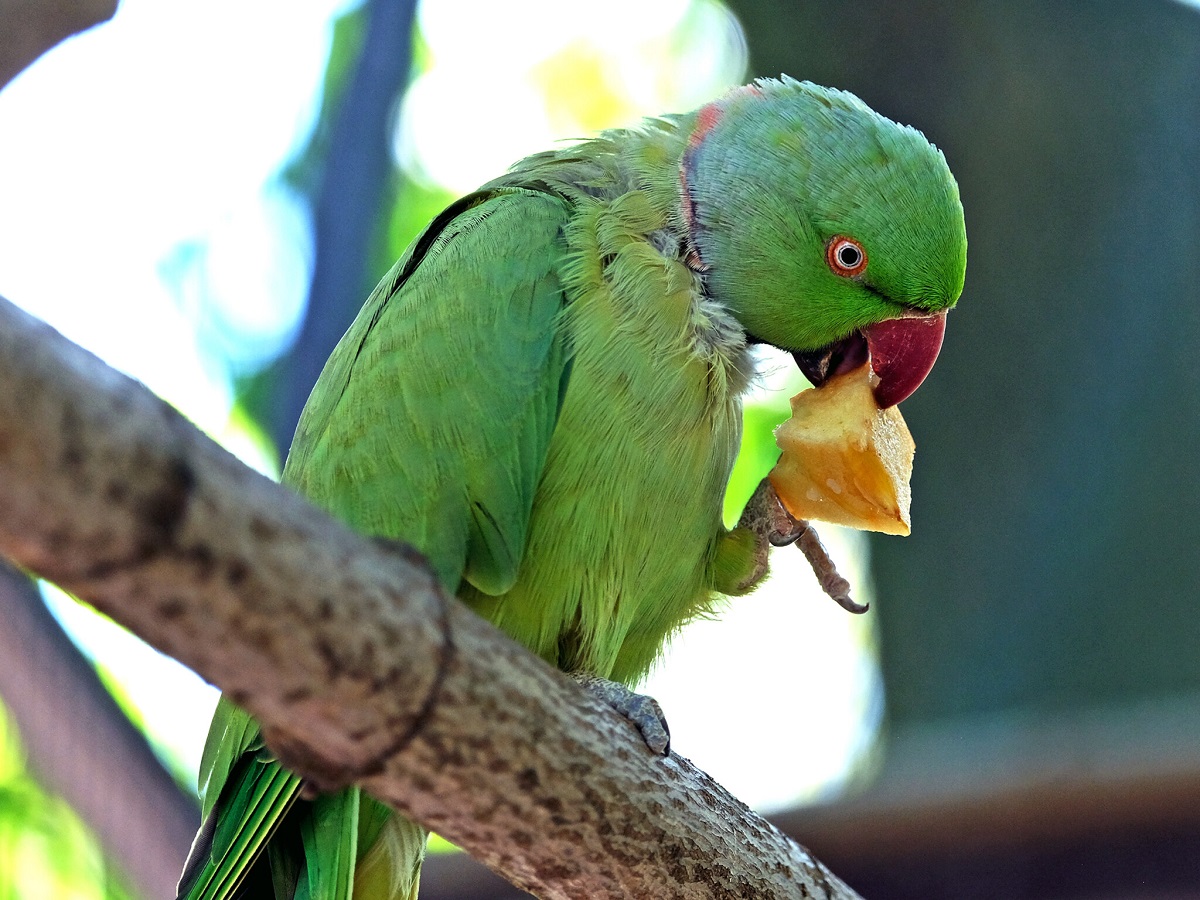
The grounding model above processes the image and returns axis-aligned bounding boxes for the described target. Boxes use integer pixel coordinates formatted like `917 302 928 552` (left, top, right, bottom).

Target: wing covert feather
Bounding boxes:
283 188 573 594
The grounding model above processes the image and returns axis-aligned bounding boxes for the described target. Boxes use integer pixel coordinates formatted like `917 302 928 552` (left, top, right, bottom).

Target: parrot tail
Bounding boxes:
354 807 427 900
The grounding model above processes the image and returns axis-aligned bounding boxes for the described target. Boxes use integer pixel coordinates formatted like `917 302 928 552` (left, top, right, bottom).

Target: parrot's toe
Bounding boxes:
570 672 670 756
794 522 868 614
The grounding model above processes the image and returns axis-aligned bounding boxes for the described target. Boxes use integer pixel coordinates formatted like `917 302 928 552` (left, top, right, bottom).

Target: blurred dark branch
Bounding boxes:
272 0 417 452
0 0 117 90
0 561 200 898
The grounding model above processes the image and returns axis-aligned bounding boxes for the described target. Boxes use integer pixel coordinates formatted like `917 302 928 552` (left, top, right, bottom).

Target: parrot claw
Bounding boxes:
570 672 671 756
769 520 805 547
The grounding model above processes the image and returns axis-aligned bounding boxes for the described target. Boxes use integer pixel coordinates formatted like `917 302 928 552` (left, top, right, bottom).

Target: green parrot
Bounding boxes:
177 76 966 900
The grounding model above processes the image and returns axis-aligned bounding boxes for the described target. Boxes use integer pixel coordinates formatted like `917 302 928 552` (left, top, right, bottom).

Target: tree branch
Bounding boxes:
0 293 860 899
0 0 118 91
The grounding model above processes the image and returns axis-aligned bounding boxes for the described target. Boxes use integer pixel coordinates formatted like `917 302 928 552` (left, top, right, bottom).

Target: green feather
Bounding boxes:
298 790 358 900
286 187 574 595
180 749 301 899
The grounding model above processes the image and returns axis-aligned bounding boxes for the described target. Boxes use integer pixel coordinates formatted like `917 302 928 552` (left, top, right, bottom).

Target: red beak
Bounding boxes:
863 310 947 408
793 310 948 408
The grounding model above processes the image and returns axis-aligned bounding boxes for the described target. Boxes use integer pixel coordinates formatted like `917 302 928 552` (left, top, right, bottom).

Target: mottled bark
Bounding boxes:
0 294 860 899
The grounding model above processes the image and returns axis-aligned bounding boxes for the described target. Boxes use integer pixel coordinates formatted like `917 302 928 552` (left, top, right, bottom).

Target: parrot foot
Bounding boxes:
570 672 671 756
740 478 867 614
739 478 805 547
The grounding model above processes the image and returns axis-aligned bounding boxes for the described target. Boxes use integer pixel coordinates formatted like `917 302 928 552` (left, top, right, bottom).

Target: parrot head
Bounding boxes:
681 77 967 407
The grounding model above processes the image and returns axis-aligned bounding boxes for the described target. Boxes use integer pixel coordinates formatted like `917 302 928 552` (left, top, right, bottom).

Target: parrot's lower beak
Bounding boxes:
793 310 947 408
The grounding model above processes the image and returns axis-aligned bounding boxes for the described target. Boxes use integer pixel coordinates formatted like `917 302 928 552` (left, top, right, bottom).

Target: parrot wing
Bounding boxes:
181 186 575 899
284 186 575 593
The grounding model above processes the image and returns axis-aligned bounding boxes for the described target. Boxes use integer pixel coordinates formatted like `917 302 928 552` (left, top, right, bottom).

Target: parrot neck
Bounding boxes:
676 84 764 270
487 116 756 394
609 113 699 244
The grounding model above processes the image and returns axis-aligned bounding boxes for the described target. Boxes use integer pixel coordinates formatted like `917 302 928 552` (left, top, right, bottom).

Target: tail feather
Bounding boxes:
177 758 302 899
354 803 427 900
182 698 428 898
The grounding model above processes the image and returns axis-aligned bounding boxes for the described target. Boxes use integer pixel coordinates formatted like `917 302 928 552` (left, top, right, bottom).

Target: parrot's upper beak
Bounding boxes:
793 310 947 408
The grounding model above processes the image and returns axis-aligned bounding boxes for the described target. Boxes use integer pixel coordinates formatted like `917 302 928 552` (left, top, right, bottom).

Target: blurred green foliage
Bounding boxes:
725 380 796 527
0 707 135 900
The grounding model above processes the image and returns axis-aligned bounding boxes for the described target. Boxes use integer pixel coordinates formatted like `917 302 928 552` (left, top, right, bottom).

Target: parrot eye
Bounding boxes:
827 236 868 277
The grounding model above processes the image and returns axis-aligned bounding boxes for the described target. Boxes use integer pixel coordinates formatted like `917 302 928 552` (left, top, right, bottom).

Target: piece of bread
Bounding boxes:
768 363 915 536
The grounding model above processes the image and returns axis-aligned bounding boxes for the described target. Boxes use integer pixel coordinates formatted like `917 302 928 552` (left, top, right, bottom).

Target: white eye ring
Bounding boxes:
827 236 868 277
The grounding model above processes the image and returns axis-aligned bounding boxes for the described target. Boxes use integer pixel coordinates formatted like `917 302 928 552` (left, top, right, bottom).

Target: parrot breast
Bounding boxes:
461 189 752 686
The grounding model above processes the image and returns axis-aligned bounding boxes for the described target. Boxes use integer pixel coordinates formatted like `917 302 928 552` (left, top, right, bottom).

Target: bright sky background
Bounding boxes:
0 0 880 815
